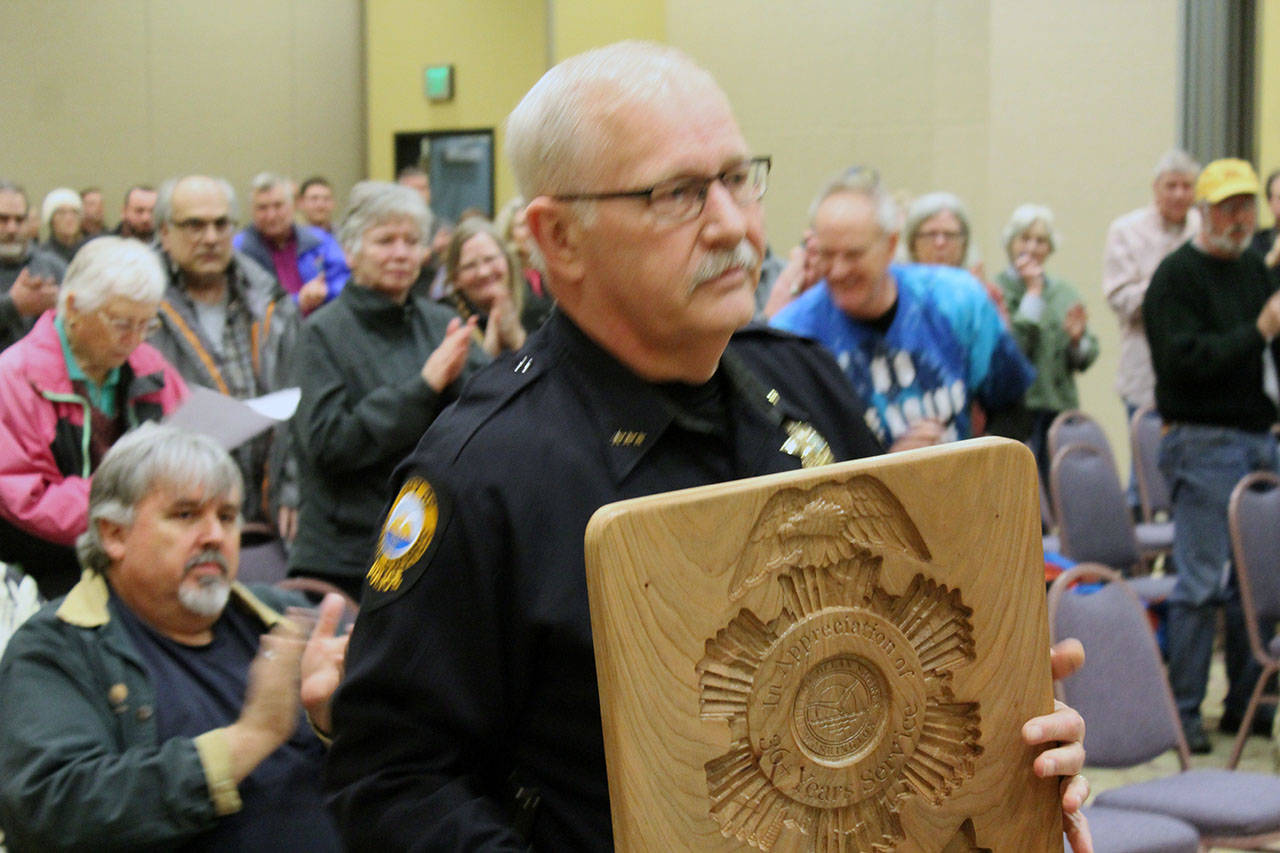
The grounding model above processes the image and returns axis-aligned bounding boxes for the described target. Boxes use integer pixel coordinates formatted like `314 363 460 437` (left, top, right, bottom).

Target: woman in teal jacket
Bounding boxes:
996 204 1099 483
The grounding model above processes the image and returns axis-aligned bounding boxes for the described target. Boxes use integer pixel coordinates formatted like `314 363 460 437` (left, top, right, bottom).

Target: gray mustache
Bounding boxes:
184 548 229 575
693 241 760 288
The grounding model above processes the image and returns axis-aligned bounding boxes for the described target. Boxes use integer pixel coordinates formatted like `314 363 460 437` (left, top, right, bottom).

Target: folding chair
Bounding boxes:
1225 471 1280 768
1050 444 1174 600
1049 563 1280 850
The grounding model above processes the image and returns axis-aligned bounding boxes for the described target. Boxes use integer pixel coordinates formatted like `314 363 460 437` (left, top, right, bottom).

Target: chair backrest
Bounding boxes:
1229 471 1280 661
1050 443 1139 571
1048 409 1115 468
1130 405 1170 521
1047 563 1187 768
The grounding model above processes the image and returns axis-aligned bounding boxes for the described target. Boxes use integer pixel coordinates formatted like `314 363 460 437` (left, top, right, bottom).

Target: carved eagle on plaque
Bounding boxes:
698 474 983 851
727 477 932 601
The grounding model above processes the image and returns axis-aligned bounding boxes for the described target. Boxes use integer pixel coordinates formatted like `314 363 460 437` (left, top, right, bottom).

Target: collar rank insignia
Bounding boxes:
781 420 834 468
367 477 438 592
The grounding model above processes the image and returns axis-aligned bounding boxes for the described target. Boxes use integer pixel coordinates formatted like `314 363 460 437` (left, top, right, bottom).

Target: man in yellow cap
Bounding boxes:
1145 157 1280 753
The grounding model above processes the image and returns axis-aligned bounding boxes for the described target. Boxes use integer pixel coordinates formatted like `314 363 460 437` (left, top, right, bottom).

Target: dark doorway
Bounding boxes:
394 129 494 224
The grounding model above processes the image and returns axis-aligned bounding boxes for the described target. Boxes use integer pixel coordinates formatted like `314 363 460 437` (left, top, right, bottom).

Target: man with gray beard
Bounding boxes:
0 423 347 851
1145 158 1280 753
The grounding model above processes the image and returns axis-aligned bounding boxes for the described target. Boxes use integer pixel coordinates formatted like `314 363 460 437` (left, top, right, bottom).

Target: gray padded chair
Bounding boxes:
1050 444 1175 601
1070 805 1199 853
1130 405 1172 524
1049 563 1280 850
1225 471 1280 769
1048 412 1172 567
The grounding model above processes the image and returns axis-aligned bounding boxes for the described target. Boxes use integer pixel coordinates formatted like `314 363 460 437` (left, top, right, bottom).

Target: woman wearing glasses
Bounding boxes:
903 191 1008 324
0 237 188 598
441 216 549 355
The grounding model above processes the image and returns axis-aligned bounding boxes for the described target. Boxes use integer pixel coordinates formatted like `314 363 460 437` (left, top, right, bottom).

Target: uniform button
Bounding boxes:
136 705 154 721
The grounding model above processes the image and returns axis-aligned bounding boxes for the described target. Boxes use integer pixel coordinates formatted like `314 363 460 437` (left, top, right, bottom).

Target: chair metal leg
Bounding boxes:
1227 661 1279 769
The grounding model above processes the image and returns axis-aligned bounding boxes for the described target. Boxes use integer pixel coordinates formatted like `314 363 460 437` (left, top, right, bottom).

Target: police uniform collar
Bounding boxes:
549 313 793 483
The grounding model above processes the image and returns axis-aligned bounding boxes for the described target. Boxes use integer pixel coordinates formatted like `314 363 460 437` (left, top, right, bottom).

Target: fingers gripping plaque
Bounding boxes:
697 477 982 851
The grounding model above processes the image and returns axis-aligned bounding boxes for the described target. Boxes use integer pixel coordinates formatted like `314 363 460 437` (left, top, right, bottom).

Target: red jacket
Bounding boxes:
0 312 188 545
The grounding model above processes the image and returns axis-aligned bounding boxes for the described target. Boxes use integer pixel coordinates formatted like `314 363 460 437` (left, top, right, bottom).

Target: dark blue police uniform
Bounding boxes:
325 310 884 851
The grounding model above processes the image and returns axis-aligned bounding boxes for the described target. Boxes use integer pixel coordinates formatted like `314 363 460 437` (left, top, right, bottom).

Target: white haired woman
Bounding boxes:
0 236 188 598
996 204 1099 483
288 181 489 599
904 191 1008 324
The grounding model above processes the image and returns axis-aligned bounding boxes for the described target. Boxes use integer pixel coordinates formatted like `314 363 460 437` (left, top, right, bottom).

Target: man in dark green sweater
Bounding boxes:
1145 157 1280 753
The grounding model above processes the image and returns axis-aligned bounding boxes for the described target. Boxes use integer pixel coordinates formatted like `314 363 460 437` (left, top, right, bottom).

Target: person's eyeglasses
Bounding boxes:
916 229 965 243
98 310 160 337
171 216 236 238
552 156 771 224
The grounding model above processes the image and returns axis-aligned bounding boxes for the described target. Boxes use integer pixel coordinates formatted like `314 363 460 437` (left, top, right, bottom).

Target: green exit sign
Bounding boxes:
424 65 454 102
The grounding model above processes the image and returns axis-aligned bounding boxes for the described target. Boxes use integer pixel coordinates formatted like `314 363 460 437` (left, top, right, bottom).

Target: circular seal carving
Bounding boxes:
793 655 888 761
746 608 927 809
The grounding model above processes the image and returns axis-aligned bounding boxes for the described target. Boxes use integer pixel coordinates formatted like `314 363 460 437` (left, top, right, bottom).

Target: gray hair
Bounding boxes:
155 176 238 225
808 166 899 234
337 180 432 257
76 423 243 574
903 191 972 262
505 40 726 201
1153 149 1200 180
1002 203 1058 255
251 171 295 197
56 236 166 317
0 180 27 211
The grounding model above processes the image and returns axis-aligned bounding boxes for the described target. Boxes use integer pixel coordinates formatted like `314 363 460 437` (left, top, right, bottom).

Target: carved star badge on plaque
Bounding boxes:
697 475 983 852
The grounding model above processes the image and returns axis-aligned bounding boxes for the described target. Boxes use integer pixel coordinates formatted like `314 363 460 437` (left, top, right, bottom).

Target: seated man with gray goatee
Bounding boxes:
0 423 347 852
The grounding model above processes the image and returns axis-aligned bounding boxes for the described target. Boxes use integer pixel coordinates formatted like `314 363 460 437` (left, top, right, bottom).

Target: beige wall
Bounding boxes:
668 0 1183 466
1 0 363 227
363 0 548 208
1258 0 1280 227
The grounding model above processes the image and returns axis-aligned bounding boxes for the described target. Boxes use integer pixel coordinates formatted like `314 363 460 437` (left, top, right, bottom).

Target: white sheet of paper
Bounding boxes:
244 387 301 421
163 386 299 450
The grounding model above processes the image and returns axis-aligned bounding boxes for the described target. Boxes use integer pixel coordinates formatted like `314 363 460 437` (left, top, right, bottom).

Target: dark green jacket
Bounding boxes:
0 573 301 852
288 284 489 583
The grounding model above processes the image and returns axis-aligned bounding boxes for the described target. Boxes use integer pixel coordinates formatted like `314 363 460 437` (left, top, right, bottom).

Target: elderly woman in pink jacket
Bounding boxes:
0 237 187 598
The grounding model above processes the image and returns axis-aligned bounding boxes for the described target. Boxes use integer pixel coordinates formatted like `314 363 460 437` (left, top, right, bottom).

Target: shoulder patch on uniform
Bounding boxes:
365 477 442 600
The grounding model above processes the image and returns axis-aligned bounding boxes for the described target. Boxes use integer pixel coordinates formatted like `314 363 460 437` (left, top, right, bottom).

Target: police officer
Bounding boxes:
325 41 1091 852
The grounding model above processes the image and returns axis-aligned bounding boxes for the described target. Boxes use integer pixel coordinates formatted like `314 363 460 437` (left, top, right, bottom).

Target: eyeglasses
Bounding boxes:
171 216 236 238
98 310 160 337
552 156 771 224
916 229 965 243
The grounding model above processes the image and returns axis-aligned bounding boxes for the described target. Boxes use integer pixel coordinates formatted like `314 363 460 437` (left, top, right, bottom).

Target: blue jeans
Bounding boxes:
1158 424 1277 728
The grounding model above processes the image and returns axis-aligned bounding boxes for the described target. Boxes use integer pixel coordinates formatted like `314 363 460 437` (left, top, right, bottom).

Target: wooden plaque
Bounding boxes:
584 438 1060 851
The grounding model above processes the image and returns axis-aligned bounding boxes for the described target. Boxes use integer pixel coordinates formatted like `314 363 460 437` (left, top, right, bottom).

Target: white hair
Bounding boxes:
808 167 899 235
903 191 972 262
251 171 295 197
56 236 166 317
1153 149 1200 180
505 40 726 201
1002 203 1058 255
76 423 243 574
337 181 431 257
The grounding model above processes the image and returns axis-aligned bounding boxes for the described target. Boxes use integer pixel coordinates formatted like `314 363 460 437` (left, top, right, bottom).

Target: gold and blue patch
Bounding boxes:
367 477 439 593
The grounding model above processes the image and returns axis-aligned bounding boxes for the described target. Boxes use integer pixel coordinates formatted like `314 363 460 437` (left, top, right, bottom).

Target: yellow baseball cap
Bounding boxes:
1195 158 1259 204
